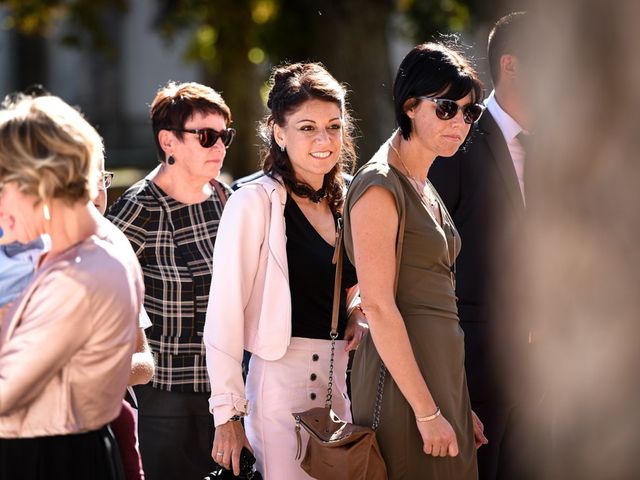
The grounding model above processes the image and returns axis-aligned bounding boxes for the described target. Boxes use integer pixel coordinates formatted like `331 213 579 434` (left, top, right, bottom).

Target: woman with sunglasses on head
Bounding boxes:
343 41 488 479
107 81 235 480
204 62 367 479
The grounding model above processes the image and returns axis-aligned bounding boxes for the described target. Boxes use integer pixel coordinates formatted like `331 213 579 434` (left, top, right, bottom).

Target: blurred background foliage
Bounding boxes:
0 0 520 179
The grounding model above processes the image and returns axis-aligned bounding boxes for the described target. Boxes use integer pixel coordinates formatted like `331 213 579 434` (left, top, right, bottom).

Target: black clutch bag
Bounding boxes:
203 448 263 480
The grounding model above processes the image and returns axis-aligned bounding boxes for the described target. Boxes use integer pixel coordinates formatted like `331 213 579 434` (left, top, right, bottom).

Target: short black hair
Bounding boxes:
393 41 483 140
488 11 529 86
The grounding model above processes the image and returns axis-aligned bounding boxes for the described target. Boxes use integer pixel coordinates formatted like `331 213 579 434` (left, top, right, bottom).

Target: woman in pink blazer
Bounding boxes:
0 93 143 479
204 62 368 479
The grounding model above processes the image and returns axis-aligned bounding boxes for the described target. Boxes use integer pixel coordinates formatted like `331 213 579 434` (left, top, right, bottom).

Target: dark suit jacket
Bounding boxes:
429 111 528 404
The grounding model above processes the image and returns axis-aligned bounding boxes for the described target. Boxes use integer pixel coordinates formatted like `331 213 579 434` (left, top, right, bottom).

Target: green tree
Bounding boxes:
1 0 495 176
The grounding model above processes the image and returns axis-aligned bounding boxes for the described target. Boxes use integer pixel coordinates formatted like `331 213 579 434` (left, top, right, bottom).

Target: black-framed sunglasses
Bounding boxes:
168 127 236 148
417 97 485 125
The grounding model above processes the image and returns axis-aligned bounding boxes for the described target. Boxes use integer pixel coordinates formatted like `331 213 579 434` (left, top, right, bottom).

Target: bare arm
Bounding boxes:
350 185 459 457
128 328 154 386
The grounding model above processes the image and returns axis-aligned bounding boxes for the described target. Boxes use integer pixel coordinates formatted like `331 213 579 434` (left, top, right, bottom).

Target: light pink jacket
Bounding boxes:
204 175 292 426
0 221 143 438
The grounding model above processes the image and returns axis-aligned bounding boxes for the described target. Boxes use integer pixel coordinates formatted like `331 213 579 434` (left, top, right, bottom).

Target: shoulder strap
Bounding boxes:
330 218 344 336
211 179 228 208
389 167 407 295
325 218 344 408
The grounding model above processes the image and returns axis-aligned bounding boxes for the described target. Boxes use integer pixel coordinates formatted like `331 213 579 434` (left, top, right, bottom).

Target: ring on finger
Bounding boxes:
216 451 224 457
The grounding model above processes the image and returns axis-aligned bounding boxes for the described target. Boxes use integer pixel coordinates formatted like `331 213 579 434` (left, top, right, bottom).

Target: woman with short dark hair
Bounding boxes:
344 42 488 479
107 81 235 480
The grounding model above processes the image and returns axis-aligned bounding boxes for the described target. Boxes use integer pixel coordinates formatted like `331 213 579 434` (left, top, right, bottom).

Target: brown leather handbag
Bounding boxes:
291 215 405 480
293 405 386 480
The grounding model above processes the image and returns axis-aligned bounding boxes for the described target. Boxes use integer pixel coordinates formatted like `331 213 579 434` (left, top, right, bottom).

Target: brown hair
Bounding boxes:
488 12 530 86
150 81 232 162
0 93 104 205
259 62 356 216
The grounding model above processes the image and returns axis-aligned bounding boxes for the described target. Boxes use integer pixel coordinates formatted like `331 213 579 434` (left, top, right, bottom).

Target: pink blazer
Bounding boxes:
0 221 142 438
204 174 292 426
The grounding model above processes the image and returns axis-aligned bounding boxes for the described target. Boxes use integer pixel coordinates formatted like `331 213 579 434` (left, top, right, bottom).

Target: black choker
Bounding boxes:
290 182 327 203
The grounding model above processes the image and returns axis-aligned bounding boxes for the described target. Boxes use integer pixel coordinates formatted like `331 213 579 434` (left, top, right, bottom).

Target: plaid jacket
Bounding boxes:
108 178 230 393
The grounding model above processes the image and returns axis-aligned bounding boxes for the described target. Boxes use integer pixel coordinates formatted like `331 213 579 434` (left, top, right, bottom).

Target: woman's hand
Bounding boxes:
344 308 368 351
211 420 252 476
471 410 489 449
416 414 460 457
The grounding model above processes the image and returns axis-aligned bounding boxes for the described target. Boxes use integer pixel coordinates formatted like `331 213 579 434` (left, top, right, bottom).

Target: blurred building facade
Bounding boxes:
0 2 199 179
0 2 491 189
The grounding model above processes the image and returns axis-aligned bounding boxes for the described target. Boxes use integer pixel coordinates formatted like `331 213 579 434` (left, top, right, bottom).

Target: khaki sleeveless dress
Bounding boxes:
344 145 478 480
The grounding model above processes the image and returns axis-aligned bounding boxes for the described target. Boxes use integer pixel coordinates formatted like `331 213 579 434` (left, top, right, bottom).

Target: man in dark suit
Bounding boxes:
429 12 540 479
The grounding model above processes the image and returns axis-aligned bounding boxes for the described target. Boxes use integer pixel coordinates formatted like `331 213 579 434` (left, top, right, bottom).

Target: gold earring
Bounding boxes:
43 203 51 221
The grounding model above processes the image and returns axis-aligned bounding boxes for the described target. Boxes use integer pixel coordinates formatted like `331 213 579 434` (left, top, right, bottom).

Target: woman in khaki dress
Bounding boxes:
344 42 488 479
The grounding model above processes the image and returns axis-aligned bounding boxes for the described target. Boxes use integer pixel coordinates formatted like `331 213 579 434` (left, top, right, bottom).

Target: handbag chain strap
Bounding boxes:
325 217 344 408
371 362 387 430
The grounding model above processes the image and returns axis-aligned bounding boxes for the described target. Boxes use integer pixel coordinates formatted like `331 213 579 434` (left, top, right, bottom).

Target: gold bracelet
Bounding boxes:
416 407 441 422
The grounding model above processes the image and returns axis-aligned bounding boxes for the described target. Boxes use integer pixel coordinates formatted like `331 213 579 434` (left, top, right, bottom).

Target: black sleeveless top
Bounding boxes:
284 195 358 339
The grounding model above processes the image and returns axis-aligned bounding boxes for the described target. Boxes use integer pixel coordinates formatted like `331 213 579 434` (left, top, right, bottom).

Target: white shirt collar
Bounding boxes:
485 90 526 144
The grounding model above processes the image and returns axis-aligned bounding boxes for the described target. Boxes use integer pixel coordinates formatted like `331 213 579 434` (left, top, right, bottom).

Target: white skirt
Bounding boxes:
245 337 352 480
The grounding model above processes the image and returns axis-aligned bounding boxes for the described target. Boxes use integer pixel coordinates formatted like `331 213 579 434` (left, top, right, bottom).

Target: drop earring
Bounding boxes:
280 145 285 152
167 155 175 165
43 203 51 221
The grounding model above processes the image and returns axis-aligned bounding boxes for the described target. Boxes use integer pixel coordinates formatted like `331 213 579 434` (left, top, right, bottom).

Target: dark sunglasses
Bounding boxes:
168 127 236 148
417 97 485 125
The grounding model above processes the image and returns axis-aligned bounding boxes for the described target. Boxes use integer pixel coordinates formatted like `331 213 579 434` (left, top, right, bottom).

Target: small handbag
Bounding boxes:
292 218 393 480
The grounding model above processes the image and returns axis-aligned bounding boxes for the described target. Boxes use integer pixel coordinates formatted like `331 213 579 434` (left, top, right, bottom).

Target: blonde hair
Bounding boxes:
0 94 104 205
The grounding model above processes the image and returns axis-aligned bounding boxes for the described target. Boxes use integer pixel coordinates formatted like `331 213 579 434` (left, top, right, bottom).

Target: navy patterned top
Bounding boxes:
108 178 230 393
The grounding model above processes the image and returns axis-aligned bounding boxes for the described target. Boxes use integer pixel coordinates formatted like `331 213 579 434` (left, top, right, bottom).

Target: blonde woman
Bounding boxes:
0 93 143 479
